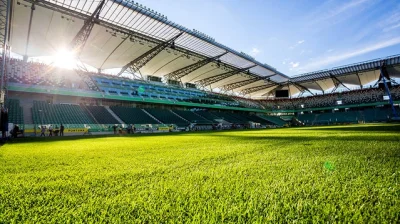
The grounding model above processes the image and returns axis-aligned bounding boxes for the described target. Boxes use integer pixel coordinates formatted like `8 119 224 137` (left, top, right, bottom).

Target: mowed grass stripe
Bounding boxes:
1 124 400 223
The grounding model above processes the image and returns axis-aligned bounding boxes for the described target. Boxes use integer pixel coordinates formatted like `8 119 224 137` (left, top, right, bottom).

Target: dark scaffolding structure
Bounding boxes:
0 0 12 106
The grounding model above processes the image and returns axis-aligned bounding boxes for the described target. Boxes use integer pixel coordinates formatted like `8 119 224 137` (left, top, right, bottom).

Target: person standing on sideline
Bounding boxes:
40 126 46 137
113 124 117 134
60 124 64 136
128 124 132 134
48 125 53 137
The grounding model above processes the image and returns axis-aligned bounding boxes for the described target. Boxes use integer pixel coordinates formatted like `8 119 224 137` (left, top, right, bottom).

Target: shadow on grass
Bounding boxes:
3 129 256 145
3 124 400 146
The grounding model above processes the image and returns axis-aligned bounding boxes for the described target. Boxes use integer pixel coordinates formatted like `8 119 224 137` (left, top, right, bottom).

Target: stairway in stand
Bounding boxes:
142 109 163 124
104 106 125 124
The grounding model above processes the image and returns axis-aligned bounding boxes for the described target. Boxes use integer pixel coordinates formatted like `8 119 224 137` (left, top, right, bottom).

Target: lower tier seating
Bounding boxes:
7 99 24 124
239 114 272 125
85 106 119 124
258 115 287 126
194 111 221 121
110 106 157 124
297 108 393 125
210 111 249 124
363 108 392 122
32 101 94 124
172 110 214 124
145 108 189 127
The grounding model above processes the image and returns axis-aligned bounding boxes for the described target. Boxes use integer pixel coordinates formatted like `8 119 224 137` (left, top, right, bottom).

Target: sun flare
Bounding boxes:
53 48 76 69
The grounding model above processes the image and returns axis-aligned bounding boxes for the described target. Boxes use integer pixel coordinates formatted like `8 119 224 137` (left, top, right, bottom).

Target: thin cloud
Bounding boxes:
308 0 371 26
249 47 261 57
290 62 300 68
326 0 370 20
381 11 400 32
289 40 305 49
383 23 400 32
297 37 400 71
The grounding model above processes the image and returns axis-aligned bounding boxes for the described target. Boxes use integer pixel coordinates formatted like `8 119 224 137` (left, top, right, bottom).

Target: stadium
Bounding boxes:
0 0 399 222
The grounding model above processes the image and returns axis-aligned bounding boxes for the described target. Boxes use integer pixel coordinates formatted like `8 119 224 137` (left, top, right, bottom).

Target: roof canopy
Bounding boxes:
11 0 400 98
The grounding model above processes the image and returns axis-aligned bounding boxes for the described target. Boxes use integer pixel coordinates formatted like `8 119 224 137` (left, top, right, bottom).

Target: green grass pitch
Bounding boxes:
1 124 400 223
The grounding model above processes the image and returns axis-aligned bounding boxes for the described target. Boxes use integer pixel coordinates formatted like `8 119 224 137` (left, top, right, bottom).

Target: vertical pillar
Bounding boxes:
0 0 12 106
380 67 398 118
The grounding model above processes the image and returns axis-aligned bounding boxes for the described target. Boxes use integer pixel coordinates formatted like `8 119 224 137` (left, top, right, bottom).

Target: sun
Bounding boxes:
53 48 77 69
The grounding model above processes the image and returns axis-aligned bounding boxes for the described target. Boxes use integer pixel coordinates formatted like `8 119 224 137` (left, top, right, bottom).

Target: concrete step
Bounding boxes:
22 104 33 124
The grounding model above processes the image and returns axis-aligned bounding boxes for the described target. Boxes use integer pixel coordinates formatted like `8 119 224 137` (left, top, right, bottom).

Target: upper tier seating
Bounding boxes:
92 75 240 107
32 101 94 124
258 85 400 110
7 99 23 124
145 108 189 127
109 106 158 124
85 106 119 124
8 59 88 90
171 110 214 124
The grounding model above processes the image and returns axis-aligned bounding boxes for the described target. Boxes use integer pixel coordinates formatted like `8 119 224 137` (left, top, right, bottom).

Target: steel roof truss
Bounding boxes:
196 65 256 87
164 52 228 80
117 31 183 76
69 0 106 56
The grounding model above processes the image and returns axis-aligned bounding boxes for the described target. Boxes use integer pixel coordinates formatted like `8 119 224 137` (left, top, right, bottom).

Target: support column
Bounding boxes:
0 0 12 106
379 66 398 118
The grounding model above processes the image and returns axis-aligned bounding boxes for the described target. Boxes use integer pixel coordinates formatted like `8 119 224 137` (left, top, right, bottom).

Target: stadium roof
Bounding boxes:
11 0 400 98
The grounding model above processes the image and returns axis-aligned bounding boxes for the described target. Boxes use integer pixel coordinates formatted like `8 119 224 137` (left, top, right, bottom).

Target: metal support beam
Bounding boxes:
23 1 35 61
196 65 256 87
314 81 325 94
240 83 278 95
220 77 262 91
164 52 228 80
330 73 350 92
117 32 183 77
290 81 314 96
379 66 398 118
69 0 105 55
374 62 398 86
355 72 363 89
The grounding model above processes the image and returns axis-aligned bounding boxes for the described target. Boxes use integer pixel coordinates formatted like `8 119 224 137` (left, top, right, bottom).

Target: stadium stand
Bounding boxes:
194 111 222 121
8 59 88 90
145 108 189 127
109 106 158 124
210 111 249 124
7 99 24 125
257 115 287 126
32 101 94 124
171 110 214 124
258 85 400 110
297 107 392 125
84 105 119 124
91 74 241 107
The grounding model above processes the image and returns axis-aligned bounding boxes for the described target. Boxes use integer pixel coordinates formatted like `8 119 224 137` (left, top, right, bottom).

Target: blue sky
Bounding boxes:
139 0 400 77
